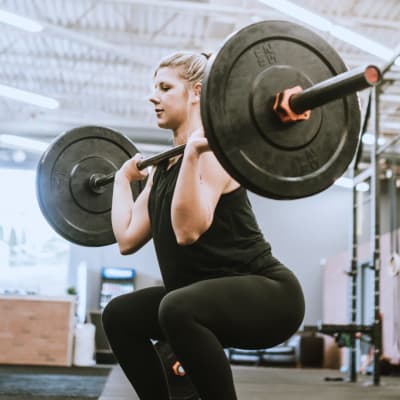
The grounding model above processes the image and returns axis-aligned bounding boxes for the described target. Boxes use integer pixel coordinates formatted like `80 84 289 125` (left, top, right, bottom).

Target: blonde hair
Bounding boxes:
154 52 211 84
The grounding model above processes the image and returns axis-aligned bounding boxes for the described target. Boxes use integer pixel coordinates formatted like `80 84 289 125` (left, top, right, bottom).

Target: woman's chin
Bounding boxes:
157 120 173 130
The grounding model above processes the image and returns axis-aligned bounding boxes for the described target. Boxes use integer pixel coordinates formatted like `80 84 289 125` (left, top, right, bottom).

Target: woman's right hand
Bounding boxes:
117 153 149 182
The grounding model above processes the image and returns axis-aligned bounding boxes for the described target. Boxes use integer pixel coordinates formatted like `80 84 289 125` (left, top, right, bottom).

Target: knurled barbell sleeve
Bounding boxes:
289 65 381 115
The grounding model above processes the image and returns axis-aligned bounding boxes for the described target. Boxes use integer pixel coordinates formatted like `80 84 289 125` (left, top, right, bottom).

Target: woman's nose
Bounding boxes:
148 92 159 105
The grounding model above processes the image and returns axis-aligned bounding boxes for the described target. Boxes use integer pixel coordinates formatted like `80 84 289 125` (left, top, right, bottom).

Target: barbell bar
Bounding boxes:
89 64 380 192
89 143 186 190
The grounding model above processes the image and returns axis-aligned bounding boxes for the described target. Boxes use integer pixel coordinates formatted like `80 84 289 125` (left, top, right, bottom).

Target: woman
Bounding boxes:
102 52 305 400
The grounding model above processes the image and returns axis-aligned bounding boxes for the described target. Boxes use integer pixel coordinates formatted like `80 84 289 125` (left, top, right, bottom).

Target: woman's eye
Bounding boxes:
161 86 170 91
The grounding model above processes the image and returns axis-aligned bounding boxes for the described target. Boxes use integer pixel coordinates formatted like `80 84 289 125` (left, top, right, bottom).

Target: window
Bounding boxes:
0 168 70 296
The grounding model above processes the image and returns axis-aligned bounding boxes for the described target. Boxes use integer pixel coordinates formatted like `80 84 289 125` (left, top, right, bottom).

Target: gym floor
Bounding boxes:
99 365 400 400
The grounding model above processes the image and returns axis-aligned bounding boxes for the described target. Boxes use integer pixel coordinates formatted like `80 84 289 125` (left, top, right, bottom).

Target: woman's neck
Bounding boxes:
172 113 202 146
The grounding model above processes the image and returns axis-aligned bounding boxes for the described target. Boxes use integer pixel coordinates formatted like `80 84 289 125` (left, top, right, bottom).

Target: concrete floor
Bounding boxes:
99 365 400 400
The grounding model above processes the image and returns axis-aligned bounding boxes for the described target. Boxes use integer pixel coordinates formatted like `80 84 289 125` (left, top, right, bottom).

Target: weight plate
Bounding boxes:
201 20 361 199
36 126 143 247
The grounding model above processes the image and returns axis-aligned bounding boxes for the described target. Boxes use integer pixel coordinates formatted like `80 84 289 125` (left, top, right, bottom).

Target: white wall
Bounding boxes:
248 186 352 325
68 240 162 313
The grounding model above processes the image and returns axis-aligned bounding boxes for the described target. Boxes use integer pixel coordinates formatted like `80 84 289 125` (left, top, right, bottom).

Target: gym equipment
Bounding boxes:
36 126 145 246
36 20 382 246
317 83 387 386
201 20 380 199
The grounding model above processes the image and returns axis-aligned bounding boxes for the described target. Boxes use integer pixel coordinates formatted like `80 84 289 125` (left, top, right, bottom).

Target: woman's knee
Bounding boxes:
101 296 124 334
158 290 192 334
103 287 167 341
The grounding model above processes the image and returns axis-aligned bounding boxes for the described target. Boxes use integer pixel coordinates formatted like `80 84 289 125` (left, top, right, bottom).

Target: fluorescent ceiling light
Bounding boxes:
334 176 370 192
257 0 332 32
12 149 27 163
257 0 400 66
334 176 353 189
0 83 59 109
0 135 48 153
0 9 43 32
355 182 370 192
361 133 386 146
330 25 392 60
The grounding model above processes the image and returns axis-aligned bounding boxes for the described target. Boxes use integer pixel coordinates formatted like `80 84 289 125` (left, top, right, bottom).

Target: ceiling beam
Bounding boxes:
100 0 400 32
381 121 400 133
99 0 280 18
0 117 171 143
41 22 154 67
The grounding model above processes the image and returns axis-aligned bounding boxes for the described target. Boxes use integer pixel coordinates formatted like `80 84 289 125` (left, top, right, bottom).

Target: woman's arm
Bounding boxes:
171 131 233 245
111 154 153 254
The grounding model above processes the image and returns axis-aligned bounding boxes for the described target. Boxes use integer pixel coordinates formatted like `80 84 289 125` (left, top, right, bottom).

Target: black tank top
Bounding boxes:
148 158 275 290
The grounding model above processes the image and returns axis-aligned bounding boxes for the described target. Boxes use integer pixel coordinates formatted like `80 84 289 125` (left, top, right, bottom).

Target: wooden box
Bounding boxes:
0 295 75 366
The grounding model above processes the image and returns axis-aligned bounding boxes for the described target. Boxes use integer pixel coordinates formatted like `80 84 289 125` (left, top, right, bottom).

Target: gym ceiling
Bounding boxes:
0 0 399 155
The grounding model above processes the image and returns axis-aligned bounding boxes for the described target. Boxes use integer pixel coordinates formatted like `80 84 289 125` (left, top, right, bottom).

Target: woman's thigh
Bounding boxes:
164 269 305 349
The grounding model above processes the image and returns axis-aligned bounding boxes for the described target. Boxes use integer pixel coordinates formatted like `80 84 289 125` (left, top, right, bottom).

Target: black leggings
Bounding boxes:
102 265 304 400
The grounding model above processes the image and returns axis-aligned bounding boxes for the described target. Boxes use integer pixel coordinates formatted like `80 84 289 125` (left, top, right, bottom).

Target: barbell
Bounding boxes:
36 20 382 247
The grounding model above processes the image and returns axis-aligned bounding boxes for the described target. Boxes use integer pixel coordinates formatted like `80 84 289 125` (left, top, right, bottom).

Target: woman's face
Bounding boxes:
149 66 194 130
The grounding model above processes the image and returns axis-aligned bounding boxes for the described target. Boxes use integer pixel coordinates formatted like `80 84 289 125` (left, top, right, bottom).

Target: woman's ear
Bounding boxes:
192 82 202 104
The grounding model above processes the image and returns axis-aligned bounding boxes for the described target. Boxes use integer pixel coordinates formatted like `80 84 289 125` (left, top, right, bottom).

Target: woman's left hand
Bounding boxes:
186 127 211 156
